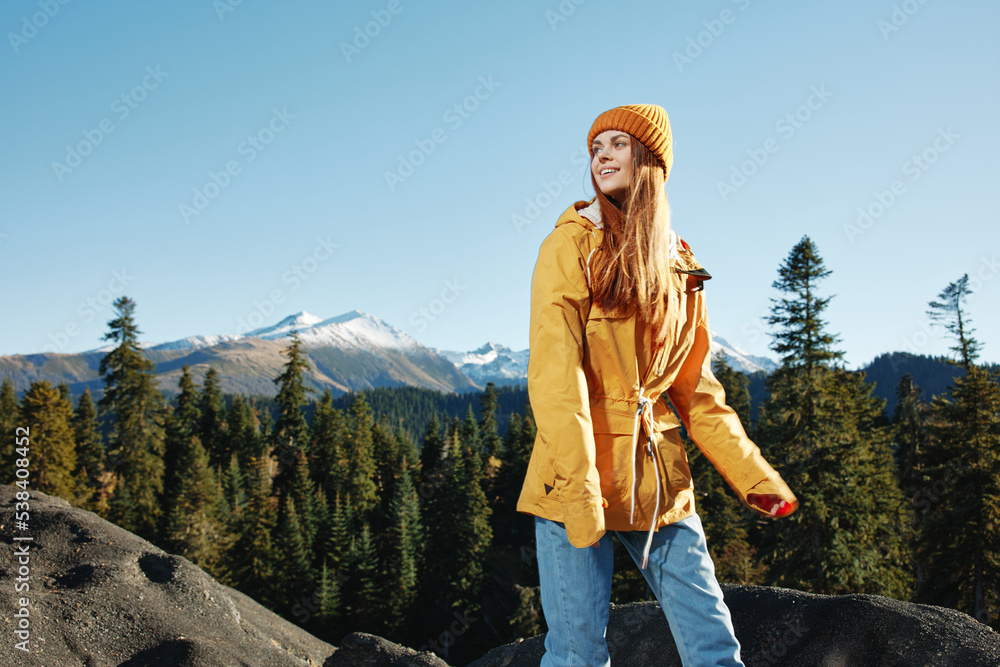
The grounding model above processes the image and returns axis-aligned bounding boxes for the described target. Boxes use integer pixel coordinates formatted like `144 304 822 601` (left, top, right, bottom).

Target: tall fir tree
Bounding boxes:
689 353 766 585
160 366 202 543
287 447 319 552
227 454 279 607
161 434 229 578
1 377 20 484
419 413 446 481
72 387 107 512
892 374 932 593
273 497 316 612
310 388 344 497
198 367 229 473
421 425 493 636
340 393 377 525
919 276 1000 627
271 333 314 501
479 382 505 460
19 380 77 500
97 296 167 539
757 237 910 597
227 394 264 468
380 466 423 640
339 523 381 634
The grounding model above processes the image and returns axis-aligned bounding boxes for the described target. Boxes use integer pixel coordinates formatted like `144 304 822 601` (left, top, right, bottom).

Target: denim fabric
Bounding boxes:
535 514 744 667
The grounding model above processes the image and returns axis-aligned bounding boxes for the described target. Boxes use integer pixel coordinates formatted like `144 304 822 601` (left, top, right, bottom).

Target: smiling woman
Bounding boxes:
517 104 797 667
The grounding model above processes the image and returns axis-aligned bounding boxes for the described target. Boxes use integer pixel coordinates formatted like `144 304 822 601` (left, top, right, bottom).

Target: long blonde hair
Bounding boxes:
589 136 678 353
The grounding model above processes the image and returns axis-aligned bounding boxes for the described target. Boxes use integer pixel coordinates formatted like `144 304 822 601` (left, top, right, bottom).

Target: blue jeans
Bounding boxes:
535 514 744 666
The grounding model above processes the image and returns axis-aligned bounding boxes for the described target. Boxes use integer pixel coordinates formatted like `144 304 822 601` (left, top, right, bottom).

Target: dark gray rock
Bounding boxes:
325 633 451 667
469 584 1000 667
0 485 335 666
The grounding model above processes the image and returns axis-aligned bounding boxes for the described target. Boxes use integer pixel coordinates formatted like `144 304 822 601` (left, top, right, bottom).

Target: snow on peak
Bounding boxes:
293 310 421 351
245 311 324 339
149 333 243 351
710 332 778 374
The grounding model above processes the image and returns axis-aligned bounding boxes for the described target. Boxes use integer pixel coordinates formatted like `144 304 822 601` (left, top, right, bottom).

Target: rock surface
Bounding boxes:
0 485 335 666
469 584 1000 667
4 484 1000 667
324 633 450 667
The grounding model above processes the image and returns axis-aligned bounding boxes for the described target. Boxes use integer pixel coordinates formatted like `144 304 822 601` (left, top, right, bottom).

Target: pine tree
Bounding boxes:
689 354 765 584
757 237 909 596
892 374 932 593
273 498 316 611
341 393 377 524
310 388 343 497
221 453 246 515
227 394 264 468
325 492 353 574
19 380 77 499
479 382 504 460
419 413 446 480
422 426 492 632
381 466 423 638
97 296 167 539
162 434 229 577
227 455 279 607
271 333 314 501
287 448 319 551
160 366 202 544
198 367 228 473
72 387 106 511
340 523 381 632
1 378 20 484
918 276 1000 627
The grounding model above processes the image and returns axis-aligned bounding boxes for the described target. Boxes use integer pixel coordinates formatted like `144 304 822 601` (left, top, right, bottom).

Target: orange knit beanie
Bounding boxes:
587 104 673 180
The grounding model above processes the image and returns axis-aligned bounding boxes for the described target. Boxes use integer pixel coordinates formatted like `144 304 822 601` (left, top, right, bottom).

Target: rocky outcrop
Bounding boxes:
469 584 1000 667
4 484 999 666
0 485 334 666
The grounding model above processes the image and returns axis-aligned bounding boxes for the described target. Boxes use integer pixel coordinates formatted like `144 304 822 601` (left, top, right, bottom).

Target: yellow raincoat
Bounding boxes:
517 200 796 552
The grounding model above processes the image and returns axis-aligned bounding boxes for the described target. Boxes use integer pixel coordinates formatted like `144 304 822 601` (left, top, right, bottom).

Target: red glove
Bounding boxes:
746 493 797 518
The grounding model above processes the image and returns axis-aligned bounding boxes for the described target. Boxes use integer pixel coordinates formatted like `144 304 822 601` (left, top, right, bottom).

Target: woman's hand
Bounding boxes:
746 492 797 518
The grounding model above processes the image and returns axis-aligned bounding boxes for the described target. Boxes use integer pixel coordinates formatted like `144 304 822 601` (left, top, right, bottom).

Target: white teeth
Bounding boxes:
601 168 618 175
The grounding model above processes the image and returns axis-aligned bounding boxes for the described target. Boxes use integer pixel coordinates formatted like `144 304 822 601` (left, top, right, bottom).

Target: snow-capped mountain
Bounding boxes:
710 332 777 374
6 309 778 400
436 342 529 388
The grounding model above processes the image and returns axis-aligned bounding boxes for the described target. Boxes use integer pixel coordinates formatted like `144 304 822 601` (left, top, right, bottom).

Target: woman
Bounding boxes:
516 104 798 667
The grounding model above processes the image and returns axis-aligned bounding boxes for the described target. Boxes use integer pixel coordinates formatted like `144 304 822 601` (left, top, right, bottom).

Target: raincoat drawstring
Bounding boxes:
629 386 661 569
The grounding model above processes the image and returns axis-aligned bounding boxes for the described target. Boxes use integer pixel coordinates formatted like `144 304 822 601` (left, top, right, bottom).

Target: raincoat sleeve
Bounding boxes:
527 226 605 548
666 299 797 515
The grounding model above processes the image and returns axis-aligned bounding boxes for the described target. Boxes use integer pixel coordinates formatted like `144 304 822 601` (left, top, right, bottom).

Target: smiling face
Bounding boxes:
591 130 633 203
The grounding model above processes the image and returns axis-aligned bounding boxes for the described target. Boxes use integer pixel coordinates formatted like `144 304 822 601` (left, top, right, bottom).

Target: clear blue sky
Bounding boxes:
2 0 998 370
